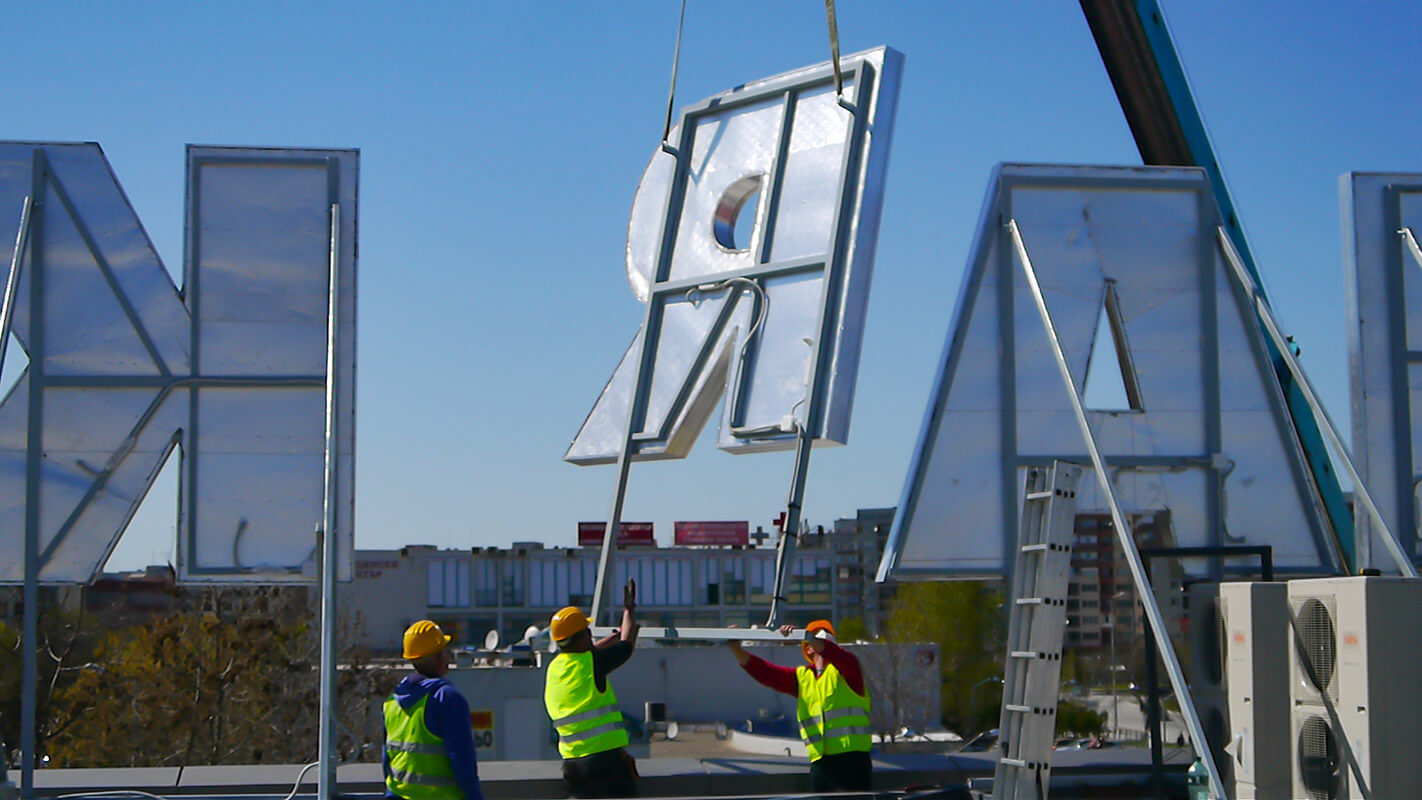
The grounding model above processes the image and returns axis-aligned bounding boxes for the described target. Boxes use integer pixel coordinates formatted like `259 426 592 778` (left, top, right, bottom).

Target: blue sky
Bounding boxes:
7 2 1417 570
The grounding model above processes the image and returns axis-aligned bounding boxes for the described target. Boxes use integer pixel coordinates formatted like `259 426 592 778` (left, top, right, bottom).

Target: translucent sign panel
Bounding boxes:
1344 173 1422 570
566 47 902 464
0 143 356 584
879 164 1339 580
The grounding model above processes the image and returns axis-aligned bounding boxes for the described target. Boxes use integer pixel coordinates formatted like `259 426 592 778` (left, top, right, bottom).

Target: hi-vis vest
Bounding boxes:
544 651 629 758
795 662 872 761
384 693 462 800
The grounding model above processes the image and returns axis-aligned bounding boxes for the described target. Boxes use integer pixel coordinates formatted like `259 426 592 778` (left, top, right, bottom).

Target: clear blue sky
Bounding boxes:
7 2 1417 570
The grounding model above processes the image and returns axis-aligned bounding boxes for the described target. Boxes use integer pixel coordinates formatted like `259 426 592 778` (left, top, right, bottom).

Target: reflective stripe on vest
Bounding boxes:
384 692 463 800
795 661 872 761
544 651 630 758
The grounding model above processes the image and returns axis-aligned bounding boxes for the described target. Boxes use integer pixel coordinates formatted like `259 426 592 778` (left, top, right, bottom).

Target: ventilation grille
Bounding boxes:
1294 597 1337 699
1296 714 1341 800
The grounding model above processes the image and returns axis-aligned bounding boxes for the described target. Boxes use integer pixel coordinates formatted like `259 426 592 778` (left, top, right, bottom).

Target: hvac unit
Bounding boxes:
1218 581 1290 800
1185 582 1230 787
1286 576 1422 800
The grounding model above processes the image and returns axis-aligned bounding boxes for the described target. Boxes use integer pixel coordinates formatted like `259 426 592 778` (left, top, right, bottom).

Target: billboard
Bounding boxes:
674 521 749 546
578 522 654 547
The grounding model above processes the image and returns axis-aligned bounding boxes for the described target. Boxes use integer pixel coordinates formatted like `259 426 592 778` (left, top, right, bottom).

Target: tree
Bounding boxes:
43 586 386 768
0 594 107 764
884 581 1005 736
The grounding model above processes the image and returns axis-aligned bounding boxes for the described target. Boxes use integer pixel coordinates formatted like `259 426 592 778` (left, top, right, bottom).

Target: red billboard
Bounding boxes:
578 521 655 547
674 520 749 546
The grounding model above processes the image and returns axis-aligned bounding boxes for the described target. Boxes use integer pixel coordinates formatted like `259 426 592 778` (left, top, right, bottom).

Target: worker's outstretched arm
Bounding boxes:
727 640 798 696
619 578 639 646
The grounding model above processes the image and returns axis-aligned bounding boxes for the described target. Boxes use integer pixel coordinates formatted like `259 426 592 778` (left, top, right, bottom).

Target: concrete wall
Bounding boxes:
441 640 940 761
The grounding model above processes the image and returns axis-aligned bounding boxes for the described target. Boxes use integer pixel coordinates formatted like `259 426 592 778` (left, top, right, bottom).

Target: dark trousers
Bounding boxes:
809 749 873 793
562 747 639 798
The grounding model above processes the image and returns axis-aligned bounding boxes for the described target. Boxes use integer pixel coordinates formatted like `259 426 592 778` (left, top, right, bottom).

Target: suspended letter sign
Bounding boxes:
0 143 357 584
565 48 902 464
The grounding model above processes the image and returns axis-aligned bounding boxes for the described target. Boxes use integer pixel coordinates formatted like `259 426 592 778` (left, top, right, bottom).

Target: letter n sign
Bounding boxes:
0 143 357 584
566 48 902 464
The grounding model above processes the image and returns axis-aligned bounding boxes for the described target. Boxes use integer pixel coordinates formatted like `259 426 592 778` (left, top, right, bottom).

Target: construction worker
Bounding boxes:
544 580 640 798
728 620 873 792
383 620 485 800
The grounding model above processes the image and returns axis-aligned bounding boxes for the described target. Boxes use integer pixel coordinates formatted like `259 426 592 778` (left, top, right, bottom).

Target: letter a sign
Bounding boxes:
566 48 901 464
0 143 357 584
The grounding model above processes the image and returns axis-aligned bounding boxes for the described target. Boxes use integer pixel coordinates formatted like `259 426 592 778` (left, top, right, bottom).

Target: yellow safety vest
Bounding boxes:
795 662 872 761
383 693 462 800
544 651 629 758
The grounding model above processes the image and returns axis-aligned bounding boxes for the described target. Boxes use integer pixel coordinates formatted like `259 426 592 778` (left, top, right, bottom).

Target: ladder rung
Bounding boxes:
1000 757 1028 768
1010 651 1041 659
1020 543 1050 553
1003 704 1032 713
1024 491 1054 501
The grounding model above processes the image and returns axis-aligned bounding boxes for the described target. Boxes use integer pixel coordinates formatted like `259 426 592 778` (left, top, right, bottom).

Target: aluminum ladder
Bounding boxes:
992 461 1081 800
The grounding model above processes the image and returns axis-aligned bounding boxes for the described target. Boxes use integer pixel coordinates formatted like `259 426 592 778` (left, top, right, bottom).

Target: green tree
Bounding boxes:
885 581 1005 736
1055 700 1106 738
0 596 106 763
44 587 384 768
836 616 869 643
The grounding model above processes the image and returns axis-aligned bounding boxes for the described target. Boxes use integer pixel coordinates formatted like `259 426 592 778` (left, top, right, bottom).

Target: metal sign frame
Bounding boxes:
1344 173 1422 571
879 164 1342 582
575 49 901 625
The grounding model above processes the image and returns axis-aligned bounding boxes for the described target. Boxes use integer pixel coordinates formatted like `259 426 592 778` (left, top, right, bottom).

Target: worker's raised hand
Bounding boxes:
778 624 796 638
728 640 750 666
623 578 637 610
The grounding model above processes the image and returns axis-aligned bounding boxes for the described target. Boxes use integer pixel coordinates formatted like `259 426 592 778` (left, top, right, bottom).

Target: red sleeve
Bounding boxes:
741 653 800 697
820 643 865 695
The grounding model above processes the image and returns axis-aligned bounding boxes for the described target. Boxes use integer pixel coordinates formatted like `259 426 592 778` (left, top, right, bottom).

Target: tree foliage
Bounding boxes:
884 581 1005 736
1055 700 1107 738
0 598 107 764
40 587 388 768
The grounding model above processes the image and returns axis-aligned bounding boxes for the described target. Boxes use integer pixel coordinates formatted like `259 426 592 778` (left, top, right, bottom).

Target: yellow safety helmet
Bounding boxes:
550 606 591 642
403 620 451 660
802 619 837 664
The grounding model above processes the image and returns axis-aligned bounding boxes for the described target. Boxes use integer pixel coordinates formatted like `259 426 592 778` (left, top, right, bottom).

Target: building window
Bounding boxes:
428 559 470 608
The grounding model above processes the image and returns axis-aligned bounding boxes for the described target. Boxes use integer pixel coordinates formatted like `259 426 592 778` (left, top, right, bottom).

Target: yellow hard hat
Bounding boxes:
802 619 837 664
403 620 451 660
550 606 591 642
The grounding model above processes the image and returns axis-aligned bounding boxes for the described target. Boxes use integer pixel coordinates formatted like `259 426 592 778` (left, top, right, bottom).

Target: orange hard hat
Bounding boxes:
403 620 451 660
550 606 591 642
802 619 837 664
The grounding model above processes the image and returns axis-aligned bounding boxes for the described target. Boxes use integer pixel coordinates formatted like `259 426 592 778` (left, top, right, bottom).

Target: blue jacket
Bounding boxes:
384 673 484 800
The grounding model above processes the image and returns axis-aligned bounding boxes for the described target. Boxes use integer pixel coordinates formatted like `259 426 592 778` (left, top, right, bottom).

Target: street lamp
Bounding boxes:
1107 590 1128 737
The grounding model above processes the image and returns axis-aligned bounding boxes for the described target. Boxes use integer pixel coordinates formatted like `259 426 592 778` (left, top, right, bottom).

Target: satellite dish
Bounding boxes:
483 629 500 651
522 625 542 644
666 721 680 741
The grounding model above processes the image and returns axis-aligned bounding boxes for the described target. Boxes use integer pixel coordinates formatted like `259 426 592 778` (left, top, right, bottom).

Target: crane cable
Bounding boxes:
824 0 844 99
663 0 848 150
661 0 688 149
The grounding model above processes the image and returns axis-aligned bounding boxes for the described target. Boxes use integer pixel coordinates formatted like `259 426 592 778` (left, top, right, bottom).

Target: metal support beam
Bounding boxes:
1008 219 1228 800
317 202 342 799
1218 229 1418 578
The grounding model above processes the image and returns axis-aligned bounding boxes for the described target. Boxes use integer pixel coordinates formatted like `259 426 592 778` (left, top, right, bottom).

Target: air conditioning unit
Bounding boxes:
1287 576 1422 800
1218 581 1289 799
1185 583 1230 786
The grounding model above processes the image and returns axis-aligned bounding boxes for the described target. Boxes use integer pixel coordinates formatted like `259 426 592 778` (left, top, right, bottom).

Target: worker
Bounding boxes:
728 620 873 792
383 620 485 800
544 580 640 798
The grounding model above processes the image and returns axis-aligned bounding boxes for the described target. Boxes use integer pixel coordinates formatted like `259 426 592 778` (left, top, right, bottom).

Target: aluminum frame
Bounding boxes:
0 143 358 585
1344 173 1422 572
879 164 1340 581
566 46 902 465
